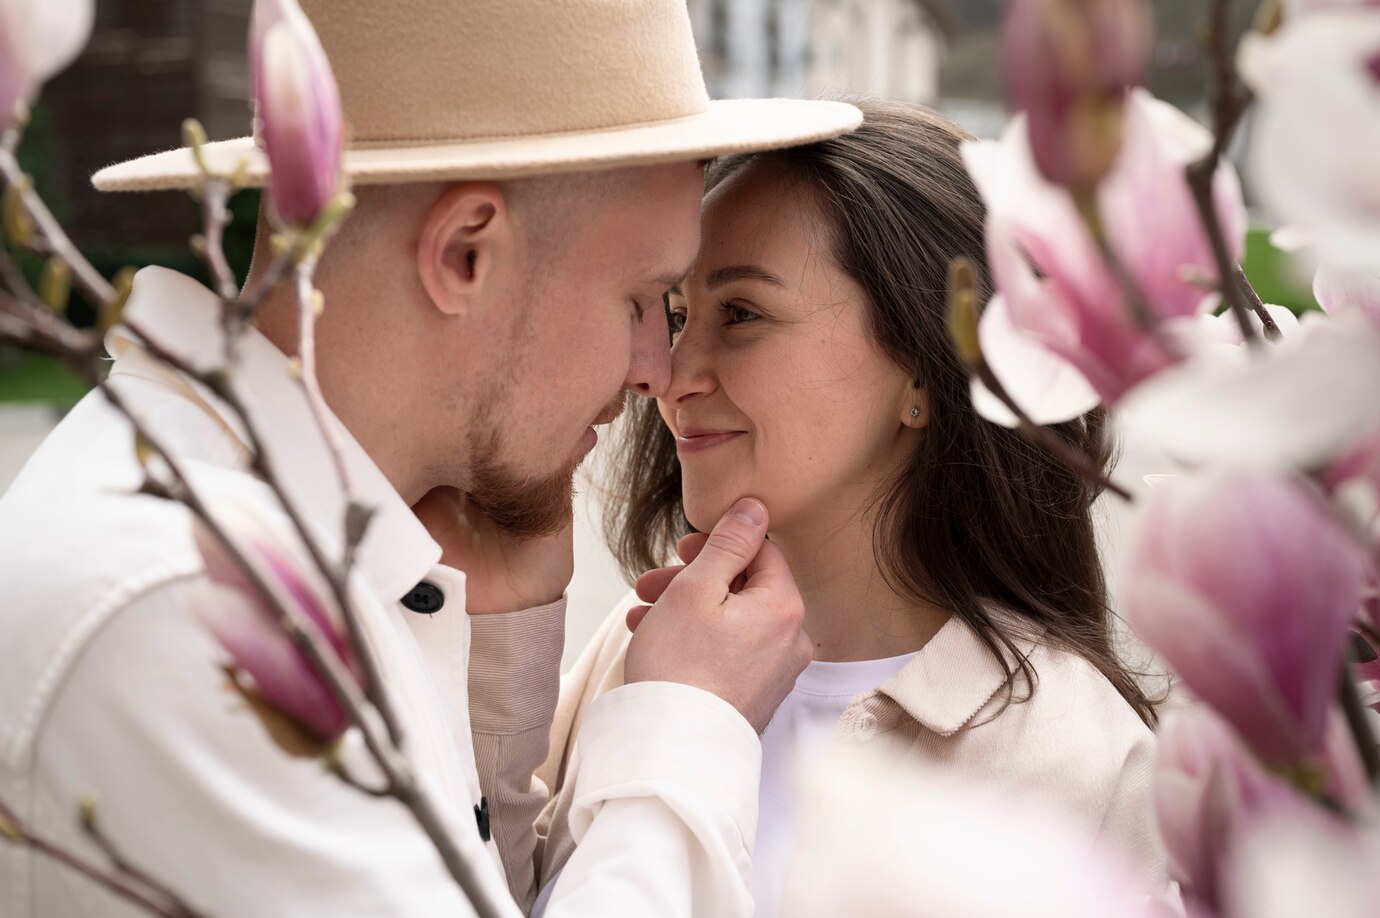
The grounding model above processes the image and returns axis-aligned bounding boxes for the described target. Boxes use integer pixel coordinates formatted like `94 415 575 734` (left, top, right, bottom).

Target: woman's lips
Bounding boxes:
676 430 745 455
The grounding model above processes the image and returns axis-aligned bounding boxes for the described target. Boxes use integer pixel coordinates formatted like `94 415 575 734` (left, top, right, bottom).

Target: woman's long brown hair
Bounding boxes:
603 98 1157 727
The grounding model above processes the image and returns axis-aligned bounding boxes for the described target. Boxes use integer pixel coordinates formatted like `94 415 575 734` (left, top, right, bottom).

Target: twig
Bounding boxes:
0 796 204 918
1233 263 1281 339
946 258 1135 503
979 357 1135 503
195 179 239 304
119 314 405 755
292 256 355 500
0 245 39 302
0 148 115 306
96 365 504 918
80 801 204 917
1185 0 1281 343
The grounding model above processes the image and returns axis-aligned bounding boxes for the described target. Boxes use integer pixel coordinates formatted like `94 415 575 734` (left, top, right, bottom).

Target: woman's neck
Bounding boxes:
771 509 950 663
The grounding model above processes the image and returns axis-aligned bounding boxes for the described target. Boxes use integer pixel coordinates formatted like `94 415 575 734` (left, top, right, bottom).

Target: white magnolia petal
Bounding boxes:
1247 14 1380 272
1119 314 1380 469
972 294 1101 427
33 0 94 81
1314 263 1380 321
1225 809 1380 918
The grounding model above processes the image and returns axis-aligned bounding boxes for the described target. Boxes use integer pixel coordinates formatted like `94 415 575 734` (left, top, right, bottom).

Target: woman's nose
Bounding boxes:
663 320 716 406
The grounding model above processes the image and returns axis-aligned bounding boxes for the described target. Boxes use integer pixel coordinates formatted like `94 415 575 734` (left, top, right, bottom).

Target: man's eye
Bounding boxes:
631 299 647 321
667 310 687 338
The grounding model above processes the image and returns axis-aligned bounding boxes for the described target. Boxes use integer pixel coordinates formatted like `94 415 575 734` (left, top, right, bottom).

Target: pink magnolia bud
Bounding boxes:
250 0 343 227
0 0 95 119
1123 468 1370 765
1153 708 1299 911
193 500 359 742
1002 0 1151 190
962 92 1247 420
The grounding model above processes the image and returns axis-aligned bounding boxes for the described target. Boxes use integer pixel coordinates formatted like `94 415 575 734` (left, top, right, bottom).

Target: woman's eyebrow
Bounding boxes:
705 264 785 290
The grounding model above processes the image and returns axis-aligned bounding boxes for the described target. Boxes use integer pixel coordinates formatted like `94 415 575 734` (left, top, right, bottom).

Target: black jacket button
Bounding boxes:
475 796 491 842
402 581 444 614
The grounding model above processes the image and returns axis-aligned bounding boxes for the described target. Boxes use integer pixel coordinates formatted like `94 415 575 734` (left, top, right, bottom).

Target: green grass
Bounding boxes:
0 349 91 404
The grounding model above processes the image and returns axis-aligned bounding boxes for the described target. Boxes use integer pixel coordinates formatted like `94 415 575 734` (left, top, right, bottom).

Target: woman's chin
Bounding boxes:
682 492 734 535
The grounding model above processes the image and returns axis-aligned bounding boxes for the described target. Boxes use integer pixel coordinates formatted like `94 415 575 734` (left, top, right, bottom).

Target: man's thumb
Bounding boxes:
684 498 768 587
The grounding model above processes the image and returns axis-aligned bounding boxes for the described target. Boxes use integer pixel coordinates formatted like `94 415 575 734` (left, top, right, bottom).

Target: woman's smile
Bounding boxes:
675 425 747 455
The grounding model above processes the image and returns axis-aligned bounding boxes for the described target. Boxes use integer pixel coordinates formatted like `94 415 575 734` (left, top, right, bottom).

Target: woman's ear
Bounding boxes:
902 381 930 430
416 183 509 317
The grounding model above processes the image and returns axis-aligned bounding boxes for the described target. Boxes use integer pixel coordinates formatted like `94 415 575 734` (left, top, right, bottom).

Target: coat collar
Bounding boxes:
873 610 1043 737
106 267 441 603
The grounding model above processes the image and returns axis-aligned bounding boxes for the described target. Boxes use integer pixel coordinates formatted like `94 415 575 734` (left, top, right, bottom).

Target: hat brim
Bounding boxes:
92 98 862 192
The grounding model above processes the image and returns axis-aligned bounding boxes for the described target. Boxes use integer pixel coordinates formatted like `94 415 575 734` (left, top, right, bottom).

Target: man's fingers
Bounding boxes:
676 531 710 565
737 536 796 597
625 604 652 632
634 564 685 603
677 498 769 591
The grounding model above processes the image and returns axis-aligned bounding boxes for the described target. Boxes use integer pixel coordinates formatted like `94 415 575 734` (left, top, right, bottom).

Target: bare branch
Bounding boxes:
0 796 206 918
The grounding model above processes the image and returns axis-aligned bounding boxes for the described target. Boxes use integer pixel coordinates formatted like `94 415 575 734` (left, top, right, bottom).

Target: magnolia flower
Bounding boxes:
1314 263 1380 326
1323 424 1380 533
251 0 343 227
1153 707 1300 911
1001 0 1150 190
1122 467 1369 765
1222 800 1380 918
0 0 95 119
783 749 1166 918
1119 312 1380 471
962 90 1246 424
1240 10 1380 272
193 499 358 742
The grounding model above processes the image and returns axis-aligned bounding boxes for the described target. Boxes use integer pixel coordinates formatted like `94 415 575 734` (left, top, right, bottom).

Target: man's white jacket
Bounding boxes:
0 268 761 916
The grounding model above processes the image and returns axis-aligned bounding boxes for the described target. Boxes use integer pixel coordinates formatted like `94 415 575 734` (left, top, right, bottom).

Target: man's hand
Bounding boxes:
412 486 573 614
623 497 811 733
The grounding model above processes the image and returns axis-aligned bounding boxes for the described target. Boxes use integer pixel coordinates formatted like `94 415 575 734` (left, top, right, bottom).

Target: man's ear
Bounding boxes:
416 183 510 317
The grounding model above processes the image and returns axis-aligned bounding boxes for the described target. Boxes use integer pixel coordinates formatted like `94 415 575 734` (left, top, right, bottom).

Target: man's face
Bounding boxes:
467 161 703 537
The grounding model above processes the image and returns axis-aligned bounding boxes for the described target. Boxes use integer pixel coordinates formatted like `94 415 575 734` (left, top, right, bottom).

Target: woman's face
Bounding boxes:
660 161 924 535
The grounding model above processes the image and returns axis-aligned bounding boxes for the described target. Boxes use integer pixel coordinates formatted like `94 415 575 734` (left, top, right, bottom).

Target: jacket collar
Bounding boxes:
106 267 441 603
874 610 1043 737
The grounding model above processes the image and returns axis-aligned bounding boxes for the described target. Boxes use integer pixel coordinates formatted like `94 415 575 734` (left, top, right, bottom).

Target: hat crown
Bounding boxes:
297 0 712 148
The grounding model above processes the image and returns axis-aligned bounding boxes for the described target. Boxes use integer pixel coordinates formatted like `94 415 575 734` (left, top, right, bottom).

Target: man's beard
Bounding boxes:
466 426 578 540
463 394 625 540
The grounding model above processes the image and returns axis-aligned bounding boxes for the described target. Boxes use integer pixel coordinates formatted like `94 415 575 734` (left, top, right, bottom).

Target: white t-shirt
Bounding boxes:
753 652 919 918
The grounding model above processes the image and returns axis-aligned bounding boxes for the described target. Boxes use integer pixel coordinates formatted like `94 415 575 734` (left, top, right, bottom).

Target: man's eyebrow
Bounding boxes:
705 264 785 290
652 267 692 293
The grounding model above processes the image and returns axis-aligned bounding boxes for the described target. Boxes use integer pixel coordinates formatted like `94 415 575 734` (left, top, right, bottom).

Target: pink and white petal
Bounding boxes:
1248 15 1380 272
1223 805 1380 918
972 294 1101 427
1314 263 1380 323
194 580 348 740
1101 93 1244 320
33 0 94 82
1118 315 1380 469
962 127 1111 308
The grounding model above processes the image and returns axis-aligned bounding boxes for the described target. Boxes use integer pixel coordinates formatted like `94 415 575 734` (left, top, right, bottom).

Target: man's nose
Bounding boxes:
626 304 672 397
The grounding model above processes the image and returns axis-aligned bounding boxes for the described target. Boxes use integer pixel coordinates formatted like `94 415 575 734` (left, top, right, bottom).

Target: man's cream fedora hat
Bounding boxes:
93 0 862 192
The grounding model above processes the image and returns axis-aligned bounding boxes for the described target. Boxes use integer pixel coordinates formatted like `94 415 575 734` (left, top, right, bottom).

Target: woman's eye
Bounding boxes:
723 302 759 325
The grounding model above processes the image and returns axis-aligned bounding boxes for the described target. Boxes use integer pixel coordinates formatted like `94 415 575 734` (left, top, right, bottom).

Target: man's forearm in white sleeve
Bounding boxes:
542 682 761 918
